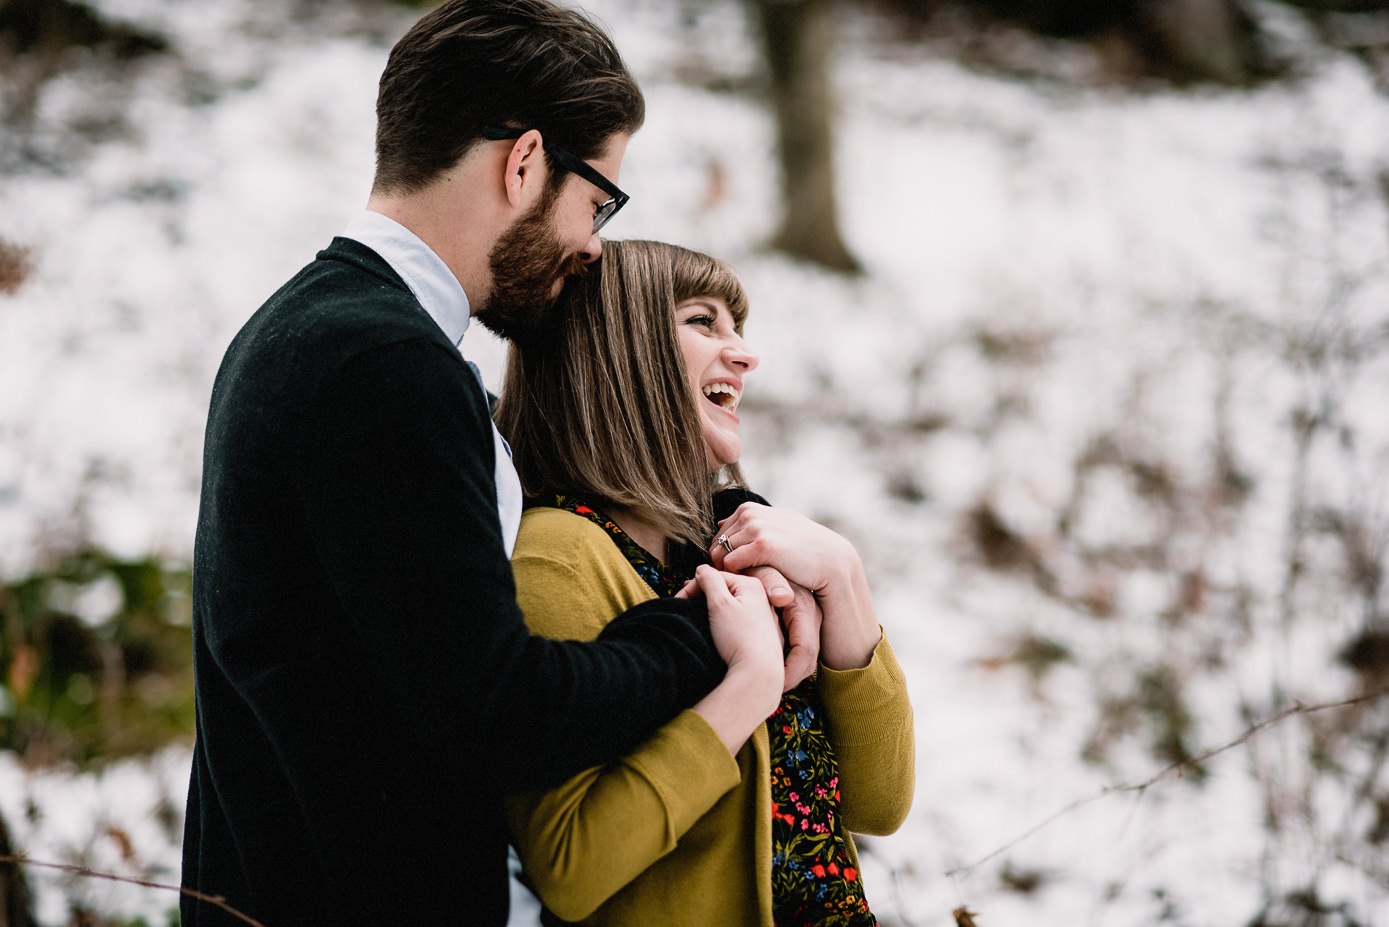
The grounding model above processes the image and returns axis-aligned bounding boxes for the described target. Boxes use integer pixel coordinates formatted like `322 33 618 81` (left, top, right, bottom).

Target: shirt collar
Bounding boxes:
341 211 471 346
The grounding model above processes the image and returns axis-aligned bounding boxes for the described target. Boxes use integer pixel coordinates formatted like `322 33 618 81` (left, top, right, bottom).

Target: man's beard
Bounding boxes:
477 184 585 344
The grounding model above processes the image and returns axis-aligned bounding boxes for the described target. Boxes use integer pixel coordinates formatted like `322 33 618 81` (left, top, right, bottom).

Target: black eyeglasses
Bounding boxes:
482 126 629 233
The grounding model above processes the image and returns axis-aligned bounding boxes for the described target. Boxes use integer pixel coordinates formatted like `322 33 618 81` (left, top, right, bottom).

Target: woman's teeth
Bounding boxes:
701 382 740 410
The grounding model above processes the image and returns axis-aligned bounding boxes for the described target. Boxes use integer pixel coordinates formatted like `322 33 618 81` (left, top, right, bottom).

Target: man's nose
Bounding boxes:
577 230 603 265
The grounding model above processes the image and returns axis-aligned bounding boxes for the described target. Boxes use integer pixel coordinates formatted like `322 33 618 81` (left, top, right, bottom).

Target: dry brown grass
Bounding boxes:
0 237 33 295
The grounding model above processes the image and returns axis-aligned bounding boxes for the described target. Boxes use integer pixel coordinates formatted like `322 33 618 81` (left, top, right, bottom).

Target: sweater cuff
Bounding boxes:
627 709 742 834
817 630 908 745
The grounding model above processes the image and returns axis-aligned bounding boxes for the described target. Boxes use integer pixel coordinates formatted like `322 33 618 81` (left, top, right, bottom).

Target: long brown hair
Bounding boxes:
496 240 749 551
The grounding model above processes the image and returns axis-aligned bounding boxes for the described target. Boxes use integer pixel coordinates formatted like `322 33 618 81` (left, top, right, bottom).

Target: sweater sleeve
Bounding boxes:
817 631 916 835
291 337 725 795
503 519 742 921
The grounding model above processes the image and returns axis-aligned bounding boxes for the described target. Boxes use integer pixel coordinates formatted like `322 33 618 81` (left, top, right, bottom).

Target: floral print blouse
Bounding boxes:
552 495 877 926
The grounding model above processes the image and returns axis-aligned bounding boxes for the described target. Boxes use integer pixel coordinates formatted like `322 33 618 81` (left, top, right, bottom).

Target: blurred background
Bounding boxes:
1 0 1388 924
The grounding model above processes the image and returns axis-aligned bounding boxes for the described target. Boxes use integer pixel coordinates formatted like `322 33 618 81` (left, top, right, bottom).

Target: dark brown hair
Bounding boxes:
495 240 750 551
373 0 645 195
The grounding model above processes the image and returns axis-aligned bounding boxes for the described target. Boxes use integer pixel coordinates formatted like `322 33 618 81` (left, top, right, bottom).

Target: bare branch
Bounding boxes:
0 854 267 927
945 685 1389 879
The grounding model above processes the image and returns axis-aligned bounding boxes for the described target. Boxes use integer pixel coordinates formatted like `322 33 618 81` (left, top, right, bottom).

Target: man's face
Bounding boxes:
476 133 629 343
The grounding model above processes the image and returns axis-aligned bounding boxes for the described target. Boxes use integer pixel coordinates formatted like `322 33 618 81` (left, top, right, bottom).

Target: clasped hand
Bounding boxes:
677 502 879 688
710 503 879 674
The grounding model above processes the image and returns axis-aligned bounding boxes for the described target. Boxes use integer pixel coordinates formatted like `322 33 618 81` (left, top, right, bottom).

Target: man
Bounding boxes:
181 2 804 924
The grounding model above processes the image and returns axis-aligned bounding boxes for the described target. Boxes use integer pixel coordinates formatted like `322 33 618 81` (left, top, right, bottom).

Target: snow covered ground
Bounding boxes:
2 0 1387 924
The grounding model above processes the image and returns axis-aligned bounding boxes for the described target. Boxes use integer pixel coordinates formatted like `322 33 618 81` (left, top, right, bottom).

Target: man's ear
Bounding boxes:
503 129 548 209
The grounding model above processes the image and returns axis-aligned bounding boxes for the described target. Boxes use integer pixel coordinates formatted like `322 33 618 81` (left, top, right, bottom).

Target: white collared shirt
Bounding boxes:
341 211 523 556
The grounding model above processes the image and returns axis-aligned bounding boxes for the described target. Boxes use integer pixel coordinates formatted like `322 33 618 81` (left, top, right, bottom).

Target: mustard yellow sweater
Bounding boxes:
505 507 915 926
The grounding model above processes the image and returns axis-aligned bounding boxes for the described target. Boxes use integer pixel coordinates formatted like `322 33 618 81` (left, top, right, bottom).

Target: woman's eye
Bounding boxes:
686 314 716 328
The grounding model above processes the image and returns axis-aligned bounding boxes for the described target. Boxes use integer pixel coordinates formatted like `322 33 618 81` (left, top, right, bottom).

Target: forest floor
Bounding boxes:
1 0 1387 925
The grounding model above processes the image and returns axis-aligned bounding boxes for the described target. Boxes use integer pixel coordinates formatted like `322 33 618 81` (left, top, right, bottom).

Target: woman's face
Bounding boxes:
674 295 758 471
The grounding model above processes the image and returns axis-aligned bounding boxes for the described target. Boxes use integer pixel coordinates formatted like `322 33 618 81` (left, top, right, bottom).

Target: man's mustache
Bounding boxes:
561 254 590 279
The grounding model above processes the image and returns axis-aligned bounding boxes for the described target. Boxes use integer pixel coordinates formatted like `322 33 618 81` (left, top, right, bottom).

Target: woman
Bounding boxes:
495 241 914 927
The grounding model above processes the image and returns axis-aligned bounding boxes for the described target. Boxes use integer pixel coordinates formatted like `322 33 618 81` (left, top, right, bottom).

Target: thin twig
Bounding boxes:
945 685 1389 879
0 854 267 927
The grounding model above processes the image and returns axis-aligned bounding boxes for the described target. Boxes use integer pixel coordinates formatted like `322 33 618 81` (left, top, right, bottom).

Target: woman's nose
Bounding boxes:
723 339 759 372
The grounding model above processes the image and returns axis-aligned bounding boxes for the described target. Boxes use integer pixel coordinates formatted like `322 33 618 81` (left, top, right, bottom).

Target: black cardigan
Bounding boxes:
181 238 724 927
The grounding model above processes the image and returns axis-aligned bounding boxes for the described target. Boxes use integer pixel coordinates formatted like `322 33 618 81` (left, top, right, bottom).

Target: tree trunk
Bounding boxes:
0 0 166 58
879 0 1281 85
0 810 36 927
752 0 861 273
1139 0 1269 85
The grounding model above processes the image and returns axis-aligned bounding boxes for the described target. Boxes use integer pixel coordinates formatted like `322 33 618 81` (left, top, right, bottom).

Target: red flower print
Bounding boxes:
766 681 875 921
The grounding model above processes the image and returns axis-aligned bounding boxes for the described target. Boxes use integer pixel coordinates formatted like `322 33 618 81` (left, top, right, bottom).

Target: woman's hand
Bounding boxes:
684 565 786 752
710 502 854 594
769 580 823 690
678 563 822 691
710 503 881 671
695 565 783 676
